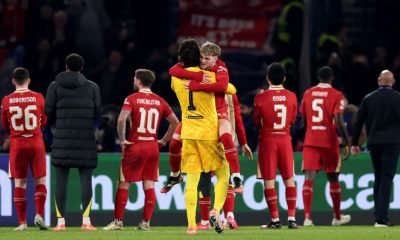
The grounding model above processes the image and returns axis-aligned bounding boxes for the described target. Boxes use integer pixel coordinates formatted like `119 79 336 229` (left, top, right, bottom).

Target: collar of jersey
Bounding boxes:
269 85 284 90
15 88 29 93
317 83 332 88
139 89 152 93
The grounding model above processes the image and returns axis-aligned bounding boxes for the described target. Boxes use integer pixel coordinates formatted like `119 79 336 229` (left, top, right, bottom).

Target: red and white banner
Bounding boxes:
178 0 281 49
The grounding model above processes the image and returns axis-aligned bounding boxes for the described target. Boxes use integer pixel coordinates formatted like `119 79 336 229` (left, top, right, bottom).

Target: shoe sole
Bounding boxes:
209 216 223 234
34 220 48 230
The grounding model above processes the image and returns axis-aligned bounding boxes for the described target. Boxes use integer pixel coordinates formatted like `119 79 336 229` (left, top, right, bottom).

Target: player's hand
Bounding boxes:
120 139 133 152
343 145 350 160
158 139 166 148
241 144 253 160
201 72 212 84
351 145 361 156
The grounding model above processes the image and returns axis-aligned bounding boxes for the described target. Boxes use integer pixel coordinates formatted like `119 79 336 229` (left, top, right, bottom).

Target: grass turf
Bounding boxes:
1 226 399 240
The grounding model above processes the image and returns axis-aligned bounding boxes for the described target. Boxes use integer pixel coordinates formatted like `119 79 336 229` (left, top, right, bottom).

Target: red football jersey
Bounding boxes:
1 89 47 138
254 86 298 136
122 89 173 142
300 83 345 148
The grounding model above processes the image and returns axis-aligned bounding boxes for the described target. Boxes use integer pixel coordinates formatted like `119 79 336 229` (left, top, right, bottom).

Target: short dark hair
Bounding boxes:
318 66 334 83
135 69 156 87
178 39 200 67
13 67 30 85
65 53 84 72
267 62 286 85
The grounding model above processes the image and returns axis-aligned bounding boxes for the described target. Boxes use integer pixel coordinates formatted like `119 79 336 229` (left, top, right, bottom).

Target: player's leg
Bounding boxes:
302 147 321 226
161 124 183 193
186 172 201 234
223 182 238 229
323 147 351 226
103 180 130 231
263 179 282 228
278 138 298 229
9 143 29 230
137 180 156 231
218 118 242 193
54 166 70 231
197 172 211 230
14 178 28 231
31 143 48 230
211 166 230 233
33 176 48 230
78 167 97 230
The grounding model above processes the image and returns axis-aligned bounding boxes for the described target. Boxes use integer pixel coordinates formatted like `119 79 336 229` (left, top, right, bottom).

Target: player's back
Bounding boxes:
254 86 297 136
124 89 172 142
171 66 219 141
301 83 344 148
1 89 46 138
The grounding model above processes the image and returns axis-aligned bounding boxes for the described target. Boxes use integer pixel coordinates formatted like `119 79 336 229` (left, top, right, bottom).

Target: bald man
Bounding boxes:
351 70 400 227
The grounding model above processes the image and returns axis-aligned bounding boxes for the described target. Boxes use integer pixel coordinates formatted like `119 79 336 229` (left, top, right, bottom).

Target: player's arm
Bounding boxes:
334 111 351 160
39 95 48 127
232 94 253 160
351 98 367 156
117 109 133 151
169 63 204 82
92 82 102 117
1 98 9 130
158 113 180 148
188 69 229 93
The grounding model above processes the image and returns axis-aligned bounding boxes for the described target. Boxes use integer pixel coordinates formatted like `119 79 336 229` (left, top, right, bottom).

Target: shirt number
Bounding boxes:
312 99 323 122
137 107 159 134
9 105 38 131
273 104 287 129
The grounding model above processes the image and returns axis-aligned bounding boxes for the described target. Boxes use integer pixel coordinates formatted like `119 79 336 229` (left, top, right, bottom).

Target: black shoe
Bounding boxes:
288 220 299 229
233 176 243 193
260 221 282 229
160 175 183 193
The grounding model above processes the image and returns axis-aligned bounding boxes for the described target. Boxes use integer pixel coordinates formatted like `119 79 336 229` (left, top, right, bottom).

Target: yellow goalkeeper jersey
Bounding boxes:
171 67 219 140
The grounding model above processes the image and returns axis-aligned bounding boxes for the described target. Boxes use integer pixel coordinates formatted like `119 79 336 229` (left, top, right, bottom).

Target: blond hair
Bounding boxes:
200 41 221 56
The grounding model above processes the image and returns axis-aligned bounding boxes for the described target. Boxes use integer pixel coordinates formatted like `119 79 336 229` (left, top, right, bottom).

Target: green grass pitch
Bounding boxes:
0 226 399 240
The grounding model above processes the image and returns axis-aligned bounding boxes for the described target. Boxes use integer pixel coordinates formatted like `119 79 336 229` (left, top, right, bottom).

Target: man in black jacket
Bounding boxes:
45 53 101 231
351 70 400 227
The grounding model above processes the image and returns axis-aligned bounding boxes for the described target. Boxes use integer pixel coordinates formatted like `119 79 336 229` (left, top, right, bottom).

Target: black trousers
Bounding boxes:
55 166 93 218
368 144 400 223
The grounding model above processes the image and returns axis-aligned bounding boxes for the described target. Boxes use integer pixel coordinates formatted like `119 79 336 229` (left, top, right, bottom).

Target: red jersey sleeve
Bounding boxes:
232 94 247 145
291 93 298 125
333 92 345 114
1 97 9 130
38 94 47 127
121 96 134 112
253 94 261 126
169 63 204 82
160 98 174 118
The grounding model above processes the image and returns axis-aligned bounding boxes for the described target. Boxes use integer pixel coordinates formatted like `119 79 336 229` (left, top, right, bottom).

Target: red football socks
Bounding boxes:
199 196 211 221
220 133 240 173
223 186 235 216
264 188 279 219
34 184 47 217
143 188 156 221
169 138 182 173
302 180 314 220
14 187 26 224
286 186 297 218
330 182 342 220
114 188 128 220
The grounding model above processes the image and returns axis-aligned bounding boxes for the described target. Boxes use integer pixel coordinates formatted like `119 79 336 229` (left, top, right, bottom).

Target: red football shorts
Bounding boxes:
174 122 182 135
257 134 295 180
120 141 159 182
9 137 46 179
302 146 341 173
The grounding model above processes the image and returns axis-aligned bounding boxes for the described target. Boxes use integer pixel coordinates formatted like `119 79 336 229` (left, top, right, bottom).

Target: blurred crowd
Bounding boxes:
0 0 399 153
